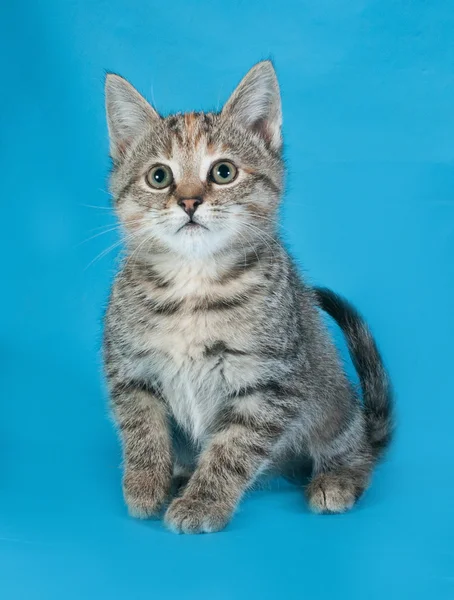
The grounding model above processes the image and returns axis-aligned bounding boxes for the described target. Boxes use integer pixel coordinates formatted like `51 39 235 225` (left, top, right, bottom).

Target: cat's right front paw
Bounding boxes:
123 468 170 519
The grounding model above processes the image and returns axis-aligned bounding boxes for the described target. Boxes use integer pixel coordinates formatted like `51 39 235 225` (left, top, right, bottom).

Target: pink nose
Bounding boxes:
177 197 203 218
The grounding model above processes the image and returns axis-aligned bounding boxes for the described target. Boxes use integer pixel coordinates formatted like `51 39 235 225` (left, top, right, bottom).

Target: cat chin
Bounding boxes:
160 227 233 259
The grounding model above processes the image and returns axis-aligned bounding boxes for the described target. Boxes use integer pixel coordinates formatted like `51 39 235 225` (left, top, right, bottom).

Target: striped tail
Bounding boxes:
315 287 394 457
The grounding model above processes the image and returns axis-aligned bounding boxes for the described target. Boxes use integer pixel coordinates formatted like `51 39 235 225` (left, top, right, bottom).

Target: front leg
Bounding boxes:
110 381 172 518
165 387 293 533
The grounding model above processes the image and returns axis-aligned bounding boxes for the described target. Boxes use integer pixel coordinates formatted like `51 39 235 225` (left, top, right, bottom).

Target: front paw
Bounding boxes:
164 494 233 534
123 468 171 519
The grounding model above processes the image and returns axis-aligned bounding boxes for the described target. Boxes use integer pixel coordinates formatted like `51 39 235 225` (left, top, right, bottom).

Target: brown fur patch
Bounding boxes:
163 136 173 159
185 112 196 135
246 203 268 217
193 125 205 147
124 211 145 230
175 181 205 200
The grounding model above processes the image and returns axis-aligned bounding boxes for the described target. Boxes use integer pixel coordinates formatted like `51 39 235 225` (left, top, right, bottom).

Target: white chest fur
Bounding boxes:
140 314 230 441
125 258 261 441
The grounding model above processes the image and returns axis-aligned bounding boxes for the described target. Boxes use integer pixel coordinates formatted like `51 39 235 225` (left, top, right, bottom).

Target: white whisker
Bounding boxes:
84 227 145 271
76 219 144 247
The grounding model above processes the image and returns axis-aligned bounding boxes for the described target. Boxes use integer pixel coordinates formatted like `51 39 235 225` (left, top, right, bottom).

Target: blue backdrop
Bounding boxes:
1 1 453 598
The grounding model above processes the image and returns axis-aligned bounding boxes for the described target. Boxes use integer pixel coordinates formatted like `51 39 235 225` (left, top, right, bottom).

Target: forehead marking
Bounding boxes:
184 112 196 136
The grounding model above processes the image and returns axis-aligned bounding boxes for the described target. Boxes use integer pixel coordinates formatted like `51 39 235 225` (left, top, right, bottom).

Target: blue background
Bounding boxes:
1 1 453 598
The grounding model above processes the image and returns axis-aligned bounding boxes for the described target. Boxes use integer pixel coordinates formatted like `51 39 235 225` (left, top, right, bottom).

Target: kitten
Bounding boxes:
103 61 393 534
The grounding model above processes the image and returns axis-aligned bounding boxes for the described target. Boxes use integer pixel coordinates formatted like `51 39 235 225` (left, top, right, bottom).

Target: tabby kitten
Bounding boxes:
103 61 393 534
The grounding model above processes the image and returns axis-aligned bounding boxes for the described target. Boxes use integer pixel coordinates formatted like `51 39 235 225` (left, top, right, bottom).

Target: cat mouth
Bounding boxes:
177 220 208 233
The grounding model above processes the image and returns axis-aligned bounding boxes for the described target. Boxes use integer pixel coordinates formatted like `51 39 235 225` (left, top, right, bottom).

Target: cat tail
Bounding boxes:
314 287 394 457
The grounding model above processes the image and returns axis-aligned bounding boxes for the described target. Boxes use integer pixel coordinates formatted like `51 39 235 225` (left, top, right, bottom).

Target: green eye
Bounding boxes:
146 164 173 189
210 161 238 185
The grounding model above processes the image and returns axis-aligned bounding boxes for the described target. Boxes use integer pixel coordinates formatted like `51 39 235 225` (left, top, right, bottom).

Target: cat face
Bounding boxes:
105 62 284 258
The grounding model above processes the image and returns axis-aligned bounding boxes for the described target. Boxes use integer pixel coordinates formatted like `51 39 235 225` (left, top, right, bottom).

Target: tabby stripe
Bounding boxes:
214 409 285 440
212 450 249 480
138 265 170 289
110 379 161 402
218 250 263 284
116 178 135 204
230 379 289 399
197 286 261 311
252 173 280 194
203 341 249 357
198 295 248 311
147 299 182 315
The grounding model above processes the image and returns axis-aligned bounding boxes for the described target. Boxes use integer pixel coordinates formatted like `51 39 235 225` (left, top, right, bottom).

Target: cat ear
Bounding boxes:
105 73 160 161
221 61 282 150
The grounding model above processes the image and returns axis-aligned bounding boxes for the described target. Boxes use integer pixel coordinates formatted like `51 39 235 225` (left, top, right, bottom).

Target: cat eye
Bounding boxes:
146 164 174 189
209 161 238 185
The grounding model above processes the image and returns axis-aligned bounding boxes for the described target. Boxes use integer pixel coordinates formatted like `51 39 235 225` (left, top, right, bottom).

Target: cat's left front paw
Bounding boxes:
164 494 233 534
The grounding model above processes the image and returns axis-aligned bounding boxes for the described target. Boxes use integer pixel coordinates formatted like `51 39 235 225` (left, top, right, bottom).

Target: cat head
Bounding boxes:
105 61 284 259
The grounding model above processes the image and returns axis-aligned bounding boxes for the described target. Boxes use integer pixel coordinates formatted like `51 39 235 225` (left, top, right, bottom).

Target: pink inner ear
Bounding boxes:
250 118 272 144
116 138 131 157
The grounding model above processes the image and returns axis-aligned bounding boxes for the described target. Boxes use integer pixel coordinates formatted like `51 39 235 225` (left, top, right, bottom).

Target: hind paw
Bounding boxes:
306 473 361 514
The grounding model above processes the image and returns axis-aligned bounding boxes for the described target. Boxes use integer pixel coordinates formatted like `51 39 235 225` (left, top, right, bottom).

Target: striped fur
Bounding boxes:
103 61 393 533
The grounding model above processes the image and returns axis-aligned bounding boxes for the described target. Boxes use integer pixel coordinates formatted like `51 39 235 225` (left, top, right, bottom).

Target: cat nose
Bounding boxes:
177 197 203 219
